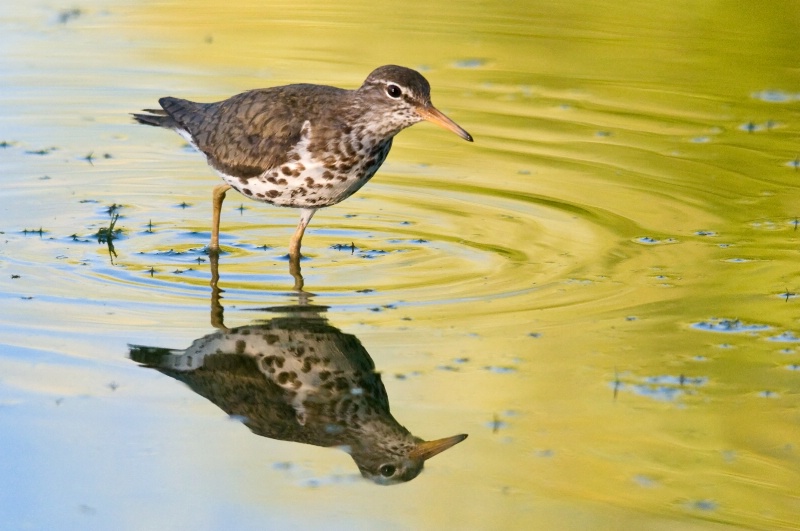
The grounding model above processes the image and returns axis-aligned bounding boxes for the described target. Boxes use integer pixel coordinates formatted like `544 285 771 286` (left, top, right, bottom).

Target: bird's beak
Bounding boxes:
408 433 468 461
418 105 473 142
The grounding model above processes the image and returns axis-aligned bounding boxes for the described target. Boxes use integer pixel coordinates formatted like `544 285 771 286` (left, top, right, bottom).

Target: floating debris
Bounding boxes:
685 499 718 512
635 236 678 245
96 212 122 264
767 331 800 343
740 121 758 133
57 8 82 24
25 147 57 155
331 242 358 252
778 289 797 302
484 366 517 374
691 318 770 333
360 249 390 259
612 370 709 402
487 415 508 432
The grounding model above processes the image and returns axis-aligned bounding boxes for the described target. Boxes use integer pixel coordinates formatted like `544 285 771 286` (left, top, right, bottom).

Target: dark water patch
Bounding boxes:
613 373 708 402
635 236 678 245
484 366 517 374
767 331 800 343
691 318 770 333
683 499 718 512
453 58 487 69
24 147 58 156
751 89 799 103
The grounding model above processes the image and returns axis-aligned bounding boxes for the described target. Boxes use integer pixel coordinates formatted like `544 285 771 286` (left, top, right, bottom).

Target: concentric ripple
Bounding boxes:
41 176 630 311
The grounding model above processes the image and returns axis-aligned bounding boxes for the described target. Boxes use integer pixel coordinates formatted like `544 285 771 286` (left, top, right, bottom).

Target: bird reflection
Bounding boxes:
129 262 466 484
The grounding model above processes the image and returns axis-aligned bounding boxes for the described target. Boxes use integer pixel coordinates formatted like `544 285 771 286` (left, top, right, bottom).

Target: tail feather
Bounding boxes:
132 107 177 128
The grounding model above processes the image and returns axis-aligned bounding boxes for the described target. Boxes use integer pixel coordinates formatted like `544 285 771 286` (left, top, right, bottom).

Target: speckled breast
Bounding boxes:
221 123 394 209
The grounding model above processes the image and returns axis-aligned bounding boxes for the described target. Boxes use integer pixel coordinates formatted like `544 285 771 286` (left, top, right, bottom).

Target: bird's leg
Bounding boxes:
288 208 316 291
210 184 231 252
289 208 317 259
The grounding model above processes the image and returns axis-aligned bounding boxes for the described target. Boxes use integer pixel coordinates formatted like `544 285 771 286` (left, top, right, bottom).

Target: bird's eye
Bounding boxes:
386 84 402 99
379 464 396 477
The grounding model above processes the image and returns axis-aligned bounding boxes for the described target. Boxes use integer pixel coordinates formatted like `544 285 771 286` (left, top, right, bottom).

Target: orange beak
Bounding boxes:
417 105 473 142
408 433 468 461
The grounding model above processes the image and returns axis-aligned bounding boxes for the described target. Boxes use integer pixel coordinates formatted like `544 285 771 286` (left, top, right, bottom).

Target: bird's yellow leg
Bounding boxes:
289 208 316 260
288 208 316 291
210 184 231 252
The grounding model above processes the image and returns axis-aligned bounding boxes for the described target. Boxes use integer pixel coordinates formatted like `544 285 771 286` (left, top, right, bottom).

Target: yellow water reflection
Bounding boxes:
1 0 799 529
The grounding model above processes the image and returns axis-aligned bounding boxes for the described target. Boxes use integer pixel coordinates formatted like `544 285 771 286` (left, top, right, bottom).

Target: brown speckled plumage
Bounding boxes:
133 65 472 266
129 307 467 485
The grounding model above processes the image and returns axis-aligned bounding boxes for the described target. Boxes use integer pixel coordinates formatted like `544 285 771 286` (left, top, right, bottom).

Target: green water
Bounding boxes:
1 1 799 529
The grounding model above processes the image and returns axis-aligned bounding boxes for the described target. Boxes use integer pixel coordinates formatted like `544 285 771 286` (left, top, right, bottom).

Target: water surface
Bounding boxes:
1 1 799 529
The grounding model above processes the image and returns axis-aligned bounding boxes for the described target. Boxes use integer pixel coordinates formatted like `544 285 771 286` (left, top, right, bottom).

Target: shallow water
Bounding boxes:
2 1 800 529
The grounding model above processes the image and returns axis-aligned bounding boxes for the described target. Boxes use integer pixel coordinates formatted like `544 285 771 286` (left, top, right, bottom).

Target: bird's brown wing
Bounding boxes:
160 85 346 179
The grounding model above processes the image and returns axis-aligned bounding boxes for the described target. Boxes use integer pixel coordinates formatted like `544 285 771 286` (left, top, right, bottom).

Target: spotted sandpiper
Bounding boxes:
129 303 467 484
133 65 472 274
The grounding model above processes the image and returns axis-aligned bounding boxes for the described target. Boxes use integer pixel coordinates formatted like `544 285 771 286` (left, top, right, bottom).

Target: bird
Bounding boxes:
129 303 467 485
132 65 473 270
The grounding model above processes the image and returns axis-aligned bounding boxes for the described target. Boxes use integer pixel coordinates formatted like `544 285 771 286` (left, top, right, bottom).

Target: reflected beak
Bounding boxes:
417 105 473 142
408 433 468 461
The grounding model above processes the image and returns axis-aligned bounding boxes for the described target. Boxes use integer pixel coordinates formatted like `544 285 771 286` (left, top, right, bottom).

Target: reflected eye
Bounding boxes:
386 84 402 99
379 464 396 477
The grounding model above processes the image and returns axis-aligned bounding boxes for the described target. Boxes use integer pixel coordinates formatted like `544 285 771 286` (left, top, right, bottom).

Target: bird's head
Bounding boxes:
347 432 468 485
358 65 473 142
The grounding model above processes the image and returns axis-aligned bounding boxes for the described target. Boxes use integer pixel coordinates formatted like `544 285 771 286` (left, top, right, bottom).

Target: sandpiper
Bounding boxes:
130 304 467 484
133 65 472 268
